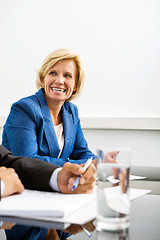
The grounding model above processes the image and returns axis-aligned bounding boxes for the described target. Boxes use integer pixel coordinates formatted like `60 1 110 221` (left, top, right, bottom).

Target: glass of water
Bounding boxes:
96 148 131 231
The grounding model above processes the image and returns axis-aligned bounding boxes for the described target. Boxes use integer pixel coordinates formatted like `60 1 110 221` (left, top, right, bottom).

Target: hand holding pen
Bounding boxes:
57 158 96 194
72 157 93 191
103 151 119 163
103 151 119 180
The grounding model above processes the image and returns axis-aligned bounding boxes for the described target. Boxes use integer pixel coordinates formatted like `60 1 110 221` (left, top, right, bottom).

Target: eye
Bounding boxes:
49 71 56 76
64 73 72 78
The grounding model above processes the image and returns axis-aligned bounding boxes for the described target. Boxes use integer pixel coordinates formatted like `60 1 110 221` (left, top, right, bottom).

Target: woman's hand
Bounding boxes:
103 151 119 163
103 151 119 179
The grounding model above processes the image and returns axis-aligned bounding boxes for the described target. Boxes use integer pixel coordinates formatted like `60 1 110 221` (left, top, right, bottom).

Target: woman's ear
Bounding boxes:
40 78 45 87
73 84 77 93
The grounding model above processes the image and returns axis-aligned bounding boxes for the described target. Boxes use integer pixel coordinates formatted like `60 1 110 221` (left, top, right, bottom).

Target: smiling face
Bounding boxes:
41 59 77 106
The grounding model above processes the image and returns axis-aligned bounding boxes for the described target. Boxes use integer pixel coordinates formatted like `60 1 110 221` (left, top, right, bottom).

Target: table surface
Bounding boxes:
1 193 160 240
1 179 160 240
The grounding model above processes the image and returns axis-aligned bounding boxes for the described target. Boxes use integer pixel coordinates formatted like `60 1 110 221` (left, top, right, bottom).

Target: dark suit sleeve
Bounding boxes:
0 145 59 191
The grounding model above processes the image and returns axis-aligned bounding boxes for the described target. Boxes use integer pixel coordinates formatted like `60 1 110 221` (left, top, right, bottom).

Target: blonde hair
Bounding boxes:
36 48 85 101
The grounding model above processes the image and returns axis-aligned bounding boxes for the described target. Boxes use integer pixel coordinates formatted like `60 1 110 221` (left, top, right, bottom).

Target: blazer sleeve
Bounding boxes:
0 145 59 191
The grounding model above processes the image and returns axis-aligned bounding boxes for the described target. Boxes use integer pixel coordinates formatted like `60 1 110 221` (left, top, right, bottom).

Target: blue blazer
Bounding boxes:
2 89 96 166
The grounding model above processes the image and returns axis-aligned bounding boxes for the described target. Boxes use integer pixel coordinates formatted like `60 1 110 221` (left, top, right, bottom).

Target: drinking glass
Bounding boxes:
96 148 131 231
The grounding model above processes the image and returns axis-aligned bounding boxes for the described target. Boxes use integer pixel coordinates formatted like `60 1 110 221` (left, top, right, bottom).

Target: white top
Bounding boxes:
49 122 64 192
54 123 64 158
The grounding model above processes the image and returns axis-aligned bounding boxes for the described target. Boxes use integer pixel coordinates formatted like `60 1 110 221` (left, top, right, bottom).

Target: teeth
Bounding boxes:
51 88 65 93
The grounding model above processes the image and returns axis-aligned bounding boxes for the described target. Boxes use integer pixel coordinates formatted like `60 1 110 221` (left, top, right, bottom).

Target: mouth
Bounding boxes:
51 87 66 93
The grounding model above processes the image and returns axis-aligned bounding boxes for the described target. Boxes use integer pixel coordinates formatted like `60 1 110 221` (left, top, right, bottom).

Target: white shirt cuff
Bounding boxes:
49 168 62 192
1 180 5 197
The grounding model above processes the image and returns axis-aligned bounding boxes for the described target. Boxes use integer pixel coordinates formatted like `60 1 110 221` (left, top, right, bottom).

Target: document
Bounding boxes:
104 186 151 202
106 175 147 184
0 189 96 219
130 175 147 180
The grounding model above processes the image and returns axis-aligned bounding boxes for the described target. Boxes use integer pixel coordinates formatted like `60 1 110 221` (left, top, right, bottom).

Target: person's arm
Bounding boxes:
0 145 96 194
0 145 59 191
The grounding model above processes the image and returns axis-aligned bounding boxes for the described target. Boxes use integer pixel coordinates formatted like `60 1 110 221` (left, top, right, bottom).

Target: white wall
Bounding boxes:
0 0 160 118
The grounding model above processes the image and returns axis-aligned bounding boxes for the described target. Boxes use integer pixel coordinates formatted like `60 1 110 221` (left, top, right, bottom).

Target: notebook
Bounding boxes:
0 189 96 218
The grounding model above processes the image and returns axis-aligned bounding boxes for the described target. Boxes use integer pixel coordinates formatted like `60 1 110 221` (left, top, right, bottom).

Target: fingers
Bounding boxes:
63 162 84 175
91 158 97 166
57 163 84 194
71 182 96 194
79 163 96 185
103 151 119 163
59 161 96 194
68 178 96 193
70 163 96 193
109 151 119 158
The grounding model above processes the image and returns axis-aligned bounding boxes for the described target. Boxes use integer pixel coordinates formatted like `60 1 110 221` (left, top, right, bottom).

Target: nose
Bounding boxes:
56 74 64 84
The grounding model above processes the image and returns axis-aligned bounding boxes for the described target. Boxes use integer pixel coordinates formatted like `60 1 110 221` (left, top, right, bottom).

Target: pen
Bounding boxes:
113 151 119 160
81 226 92 237
72 157 93 191
113 151 120 180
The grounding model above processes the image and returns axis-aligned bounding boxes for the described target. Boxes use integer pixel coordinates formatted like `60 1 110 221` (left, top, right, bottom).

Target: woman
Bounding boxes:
2 48 98 240
2 48 97 166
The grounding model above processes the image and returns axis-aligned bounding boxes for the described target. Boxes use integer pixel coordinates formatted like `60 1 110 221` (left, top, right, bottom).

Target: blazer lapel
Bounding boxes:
36 89 60 158
60 104 75 158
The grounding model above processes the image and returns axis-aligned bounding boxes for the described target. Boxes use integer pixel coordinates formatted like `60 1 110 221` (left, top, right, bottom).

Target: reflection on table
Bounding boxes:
0 216 96 239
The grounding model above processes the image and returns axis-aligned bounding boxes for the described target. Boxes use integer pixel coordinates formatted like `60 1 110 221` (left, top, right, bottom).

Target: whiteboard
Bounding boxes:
0 0 160 118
